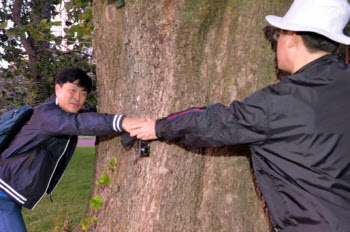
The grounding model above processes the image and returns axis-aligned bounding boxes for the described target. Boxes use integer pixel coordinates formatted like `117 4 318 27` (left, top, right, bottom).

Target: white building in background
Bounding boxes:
0 49 8 68
51 0 93 56
51 0 70 51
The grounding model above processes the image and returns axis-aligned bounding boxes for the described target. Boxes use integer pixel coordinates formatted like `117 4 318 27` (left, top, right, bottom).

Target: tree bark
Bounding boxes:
82 0 292 231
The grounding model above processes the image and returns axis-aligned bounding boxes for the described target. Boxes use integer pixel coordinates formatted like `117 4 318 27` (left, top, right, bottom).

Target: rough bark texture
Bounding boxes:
81 0 292 231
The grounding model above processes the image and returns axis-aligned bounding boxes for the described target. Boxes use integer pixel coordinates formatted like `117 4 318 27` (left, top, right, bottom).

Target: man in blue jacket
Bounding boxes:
129 0 350 231
0 67 142 231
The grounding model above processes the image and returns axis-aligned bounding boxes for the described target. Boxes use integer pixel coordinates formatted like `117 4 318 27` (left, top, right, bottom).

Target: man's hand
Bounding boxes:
129 118 157 140
122 117 146 133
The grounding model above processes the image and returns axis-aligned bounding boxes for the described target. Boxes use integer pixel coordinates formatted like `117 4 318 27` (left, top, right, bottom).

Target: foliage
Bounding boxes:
0 70 29 111
89 195 103 211
0 0 96 110
104 157 118 171
82 157 118 231
81 217 98 231
95 173 111 188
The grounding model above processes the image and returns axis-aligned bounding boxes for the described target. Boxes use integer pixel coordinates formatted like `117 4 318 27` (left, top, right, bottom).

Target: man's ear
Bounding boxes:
287 31 297 48
55 83 61 94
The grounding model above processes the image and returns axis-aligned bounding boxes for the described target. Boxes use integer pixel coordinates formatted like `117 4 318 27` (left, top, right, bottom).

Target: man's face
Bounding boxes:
55 80 88 113
276 29 290 72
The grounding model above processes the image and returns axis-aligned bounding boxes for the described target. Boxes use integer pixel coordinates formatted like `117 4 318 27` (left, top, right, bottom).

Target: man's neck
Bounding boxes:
291 51 331 74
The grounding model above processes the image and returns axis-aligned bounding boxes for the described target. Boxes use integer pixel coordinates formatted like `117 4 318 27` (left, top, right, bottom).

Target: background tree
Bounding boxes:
0 0 96 110
78 0 296 231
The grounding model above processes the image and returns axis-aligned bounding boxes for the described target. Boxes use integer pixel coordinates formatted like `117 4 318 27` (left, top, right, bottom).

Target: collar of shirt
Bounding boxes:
285 55 342 84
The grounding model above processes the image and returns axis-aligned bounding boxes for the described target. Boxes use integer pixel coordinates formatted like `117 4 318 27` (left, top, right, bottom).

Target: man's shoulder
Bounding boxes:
32 103 66 122
35 102 61 112
263 77 296 96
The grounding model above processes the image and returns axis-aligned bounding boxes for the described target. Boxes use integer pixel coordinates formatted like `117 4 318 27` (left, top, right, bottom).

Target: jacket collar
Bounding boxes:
294 54 339 75
45 93 57 105
286 55 341 83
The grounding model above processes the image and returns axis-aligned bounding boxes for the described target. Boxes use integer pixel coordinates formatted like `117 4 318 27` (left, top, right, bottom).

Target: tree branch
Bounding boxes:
35 47 93 58
12 0 36 64
35 47 60 54
63 50 93 57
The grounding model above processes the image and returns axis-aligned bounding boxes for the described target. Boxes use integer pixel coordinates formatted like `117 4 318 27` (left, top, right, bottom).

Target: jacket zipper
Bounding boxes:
31 136 71 210
47 152 71 200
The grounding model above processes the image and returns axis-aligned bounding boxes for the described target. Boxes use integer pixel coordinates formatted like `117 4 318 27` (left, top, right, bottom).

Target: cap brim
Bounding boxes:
265 15 350 45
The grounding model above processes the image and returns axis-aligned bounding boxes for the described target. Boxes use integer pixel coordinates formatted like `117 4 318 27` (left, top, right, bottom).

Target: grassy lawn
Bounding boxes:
78 136 96 139
22 147 95 232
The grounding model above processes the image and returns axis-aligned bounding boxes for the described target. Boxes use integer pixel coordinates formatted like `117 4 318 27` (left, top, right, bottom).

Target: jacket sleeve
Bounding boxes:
155 89 269 147
38 106 124 136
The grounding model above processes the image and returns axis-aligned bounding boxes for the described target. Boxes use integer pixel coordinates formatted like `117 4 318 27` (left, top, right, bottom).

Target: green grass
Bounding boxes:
78 136 96 139
22 147 95 232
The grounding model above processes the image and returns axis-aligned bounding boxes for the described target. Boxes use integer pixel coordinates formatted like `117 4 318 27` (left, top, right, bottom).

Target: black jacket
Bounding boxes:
0 95 124 209
155 55 350 232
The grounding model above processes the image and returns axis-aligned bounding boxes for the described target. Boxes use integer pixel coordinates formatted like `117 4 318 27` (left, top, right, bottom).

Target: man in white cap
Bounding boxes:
128 0 350 231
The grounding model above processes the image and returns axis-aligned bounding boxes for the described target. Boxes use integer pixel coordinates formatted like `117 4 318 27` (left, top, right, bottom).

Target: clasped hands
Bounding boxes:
122 117 157 140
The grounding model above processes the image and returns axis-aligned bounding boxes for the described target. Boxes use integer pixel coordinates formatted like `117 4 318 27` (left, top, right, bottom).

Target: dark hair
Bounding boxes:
263 26 290 80
55 67 92 93
297 31 340 54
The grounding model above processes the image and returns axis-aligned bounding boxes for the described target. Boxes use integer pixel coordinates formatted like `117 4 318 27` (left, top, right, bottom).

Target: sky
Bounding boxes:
0 49 8 68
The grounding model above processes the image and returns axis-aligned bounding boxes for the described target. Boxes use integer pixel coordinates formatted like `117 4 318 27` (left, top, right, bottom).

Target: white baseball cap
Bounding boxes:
266 0 350 45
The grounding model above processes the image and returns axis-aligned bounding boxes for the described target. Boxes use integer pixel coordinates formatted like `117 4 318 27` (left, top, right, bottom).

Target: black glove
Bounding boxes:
121 132 137 147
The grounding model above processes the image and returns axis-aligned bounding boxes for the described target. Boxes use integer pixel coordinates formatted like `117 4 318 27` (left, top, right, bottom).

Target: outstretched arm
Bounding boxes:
128 89 269 147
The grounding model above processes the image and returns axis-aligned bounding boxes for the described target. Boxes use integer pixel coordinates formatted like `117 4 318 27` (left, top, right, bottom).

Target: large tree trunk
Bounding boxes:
81 0 291 231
